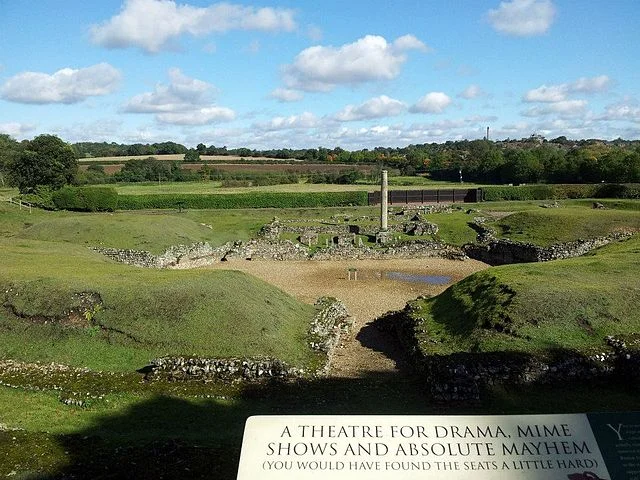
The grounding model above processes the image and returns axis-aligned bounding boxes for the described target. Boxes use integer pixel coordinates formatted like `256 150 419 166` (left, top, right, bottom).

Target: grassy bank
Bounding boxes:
0 239 318 371
408 235 640 356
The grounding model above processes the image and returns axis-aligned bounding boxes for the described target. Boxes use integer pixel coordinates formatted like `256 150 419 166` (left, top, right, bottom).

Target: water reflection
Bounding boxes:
381 271 451 285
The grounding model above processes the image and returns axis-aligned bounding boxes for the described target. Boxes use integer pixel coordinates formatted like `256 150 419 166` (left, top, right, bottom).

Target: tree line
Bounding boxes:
1 134 640 196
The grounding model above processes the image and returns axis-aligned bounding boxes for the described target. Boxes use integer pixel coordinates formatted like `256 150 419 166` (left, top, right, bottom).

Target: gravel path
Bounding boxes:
207 258 488 377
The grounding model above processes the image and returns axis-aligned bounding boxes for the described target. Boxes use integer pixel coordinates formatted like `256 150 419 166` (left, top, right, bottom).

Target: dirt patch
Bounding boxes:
207 258 488 377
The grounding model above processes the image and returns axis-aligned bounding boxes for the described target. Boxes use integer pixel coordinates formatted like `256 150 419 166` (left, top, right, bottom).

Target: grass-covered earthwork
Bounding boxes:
407 235 640 357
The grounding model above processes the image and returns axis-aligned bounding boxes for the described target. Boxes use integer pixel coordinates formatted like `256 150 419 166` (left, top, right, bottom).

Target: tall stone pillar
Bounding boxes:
381 169 388 231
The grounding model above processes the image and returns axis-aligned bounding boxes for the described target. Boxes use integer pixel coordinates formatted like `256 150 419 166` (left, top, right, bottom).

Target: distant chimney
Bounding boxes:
486 126 490 140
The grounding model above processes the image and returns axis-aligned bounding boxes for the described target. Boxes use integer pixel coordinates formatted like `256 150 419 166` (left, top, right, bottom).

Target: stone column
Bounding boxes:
381 169 388 231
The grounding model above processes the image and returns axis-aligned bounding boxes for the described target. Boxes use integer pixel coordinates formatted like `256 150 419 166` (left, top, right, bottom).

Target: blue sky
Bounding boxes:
1 0 639 149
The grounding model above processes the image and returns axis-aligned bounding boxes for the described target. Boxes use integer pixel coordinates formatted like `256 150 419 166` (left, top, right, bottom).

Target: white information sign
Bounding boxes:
237 414 618 480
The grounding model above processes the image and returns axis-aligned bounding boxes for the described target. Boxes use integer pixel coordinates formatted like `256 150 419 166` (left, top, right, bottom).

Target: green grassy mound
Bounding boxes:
0 239 318 371
409 235 640 357
487 206 640 246
1 202 274 253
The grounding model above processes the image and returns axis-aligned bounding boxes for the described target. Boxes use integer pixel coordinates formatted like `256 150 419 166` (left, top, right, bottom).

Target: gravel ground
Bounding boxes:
207 258 488 377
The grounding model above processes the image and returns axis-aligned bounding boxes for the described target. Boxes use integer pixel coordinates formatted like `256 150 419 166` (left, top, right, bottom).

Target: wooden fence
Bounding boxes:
368 188 482 205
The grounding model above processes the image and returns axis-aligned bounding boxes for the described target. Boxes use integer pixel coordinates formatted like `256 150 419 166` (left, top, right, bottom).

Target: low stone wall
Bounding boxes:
464 231 635 266
147 356 301 381
310 241 466 261
379 308 640 402
146 297 351 381
92 242 231 269
222 239 310 261
93 237 467 268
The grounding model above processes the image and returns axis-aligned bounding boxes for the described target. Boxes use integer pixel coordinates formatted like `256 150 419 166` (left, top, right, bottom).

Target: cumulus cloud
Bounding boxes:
334 95 406 122
0 63 121 104
283 34 428 92
392 34 430 52
599 100 640 122
123 68 235 125
522 99 588 117
458 84 486 99
524 84 568 103
571 75 611 94
487 0 556 36
524 75 611 103
255 112 320 131
90 0 296 53
269 88 304 103
0 122 36 137
410 92 452 114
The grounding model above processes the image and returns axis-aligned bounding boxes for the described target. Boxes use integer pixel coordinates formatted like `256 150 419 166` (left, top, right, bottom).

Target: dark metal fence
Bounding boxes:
368 188 482 205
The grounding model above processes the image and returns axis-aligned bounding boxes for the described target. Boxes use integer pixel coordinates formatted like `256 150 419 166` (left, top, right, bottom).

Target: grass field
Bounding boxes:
2 194 640 478
112 178 483 195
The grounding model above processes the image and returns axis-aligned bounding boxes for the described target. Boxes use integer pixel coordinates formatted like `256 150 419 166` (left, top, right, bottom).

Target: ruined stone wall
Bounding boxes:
379 308 640 402
146 297 351 381
463 227 635 266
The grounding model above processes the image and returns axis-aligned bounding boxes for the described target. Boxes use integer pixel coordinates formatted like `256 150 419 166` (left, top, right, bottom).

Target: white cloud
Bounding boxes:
458 84 486 99
90 0 296 53
124 68 212 113
269 88 304 103
410 92 452 114
0 63 121 104
571 75 611 93
0 122 36 137
523 84 567 103
283 34 428 92
334 95 406 122
392 34 430 52
156 107 235 125
524 75 611 102
522 99 588 117
487 0 556 36
255 112 320 131
599 100 640 122
124 68 235 125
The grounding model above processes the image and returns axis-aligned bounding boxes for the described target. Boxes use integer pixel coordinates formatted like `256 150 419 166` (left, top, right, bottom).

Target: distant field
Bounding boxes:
80 161 377 175
79 154 299 163
113 180 482 195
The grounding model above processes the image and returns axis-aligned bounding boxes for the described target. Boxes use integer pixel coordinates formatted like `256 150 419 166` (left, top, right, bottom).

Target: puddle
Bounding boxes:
380 271 452 285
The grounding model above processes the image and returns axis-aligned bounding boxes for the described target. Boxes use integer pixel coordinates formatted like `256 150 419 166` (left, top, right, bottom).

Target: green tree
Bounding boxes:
0 134 22 187
184 148 201 163
9 134 77 193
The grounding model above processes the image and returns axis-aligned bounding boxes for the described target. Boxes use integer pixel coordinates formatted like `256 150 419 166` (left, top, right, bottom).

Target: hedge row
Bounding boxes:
117 191 369 210
483 183 640 201
52 186 119 212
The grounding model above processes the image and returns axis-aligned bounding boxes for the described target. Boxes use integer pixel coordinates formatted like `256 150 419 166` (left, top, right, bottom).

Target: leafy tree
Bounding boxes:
9 134 77 193
184 148 201 163
0 134 22 187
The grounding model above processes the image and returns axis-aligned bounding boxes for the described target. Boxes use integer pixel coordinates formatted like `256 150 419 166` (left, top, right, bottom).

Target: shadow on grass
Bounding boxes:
36 371 640 480
355 320 412 373
38 371 444 480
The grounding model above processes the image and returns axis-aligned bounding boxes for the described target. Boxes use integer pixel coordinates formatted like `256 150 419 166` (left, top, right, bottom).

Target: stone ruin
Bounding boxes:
145 297 351 381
